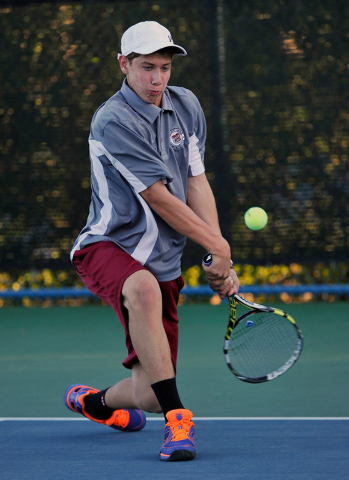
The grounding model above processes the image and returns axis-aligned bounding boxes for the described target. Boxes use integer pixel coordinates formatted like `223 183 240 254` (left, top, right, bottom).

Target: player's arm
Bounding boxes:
140 179 234 297
186 172 240 296
186 172 221 233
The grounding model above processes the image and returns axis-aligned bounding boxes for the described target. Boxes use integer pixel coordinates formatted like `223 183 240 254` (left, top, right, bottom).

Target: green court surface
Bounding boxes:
0 302 348 418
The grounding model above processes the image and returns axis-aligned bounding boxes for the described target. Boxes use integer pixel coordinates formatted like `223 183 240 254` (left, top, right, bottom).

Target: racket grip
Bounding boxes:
202 253 233 267
202 253 212 266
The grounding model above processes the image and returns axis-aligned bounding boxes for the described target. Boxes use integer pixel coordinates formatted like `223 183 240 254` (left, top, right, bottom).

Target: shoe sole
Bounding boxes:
160 449 196 462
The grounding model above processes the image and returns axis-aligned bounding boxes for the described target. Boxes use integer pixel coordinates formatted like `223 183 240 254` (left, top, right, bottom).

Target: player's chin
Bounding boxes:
148 91 163 102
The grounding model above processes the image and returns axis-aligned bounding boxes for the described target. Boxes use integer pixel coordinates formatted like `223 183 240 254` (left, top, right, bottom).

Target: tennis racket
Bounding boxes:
202 253 304 383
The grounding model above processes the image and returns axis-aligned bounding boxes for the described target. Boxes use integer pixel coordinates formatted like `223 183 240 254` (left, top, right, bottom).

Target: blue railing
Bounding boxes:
1 284 348 299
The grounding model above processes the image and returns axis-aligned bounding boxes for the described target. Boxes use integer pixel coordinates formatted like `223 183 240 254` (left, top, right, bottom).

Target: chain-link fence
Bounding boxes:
1 0 349 269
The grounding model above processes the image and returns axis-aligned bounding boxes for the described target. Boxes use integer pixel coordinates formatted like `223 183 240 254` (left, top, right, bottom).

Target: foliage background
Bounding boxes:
1 0 349 272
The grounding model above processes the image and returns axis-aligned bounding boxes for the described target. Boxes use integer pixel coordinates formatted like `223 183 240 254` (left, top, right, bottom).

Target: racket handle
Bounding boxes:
202 253 233 267
202 253 212 266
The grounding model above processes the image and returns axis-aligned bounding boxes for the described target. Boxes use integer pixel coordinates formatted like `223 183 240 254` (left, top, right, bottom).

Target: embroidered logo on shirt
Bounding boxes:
169 128 185 150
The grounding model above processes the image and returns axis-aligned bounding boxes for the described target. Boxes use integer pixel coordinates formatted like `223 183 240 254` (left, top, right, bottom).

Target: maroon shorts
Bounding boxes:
72 241 184 370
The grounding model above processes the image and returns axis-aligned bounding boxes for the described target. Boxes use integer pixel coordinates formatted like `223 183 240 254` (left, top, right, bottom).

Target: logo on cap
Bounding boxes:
170 128 185 150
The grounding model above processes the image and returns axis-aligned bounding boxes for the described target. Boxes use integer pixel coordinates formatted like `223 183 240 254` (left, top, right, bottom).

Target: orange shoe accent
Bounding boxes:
160 408 196 461
64 384 146 431
165 409 194 440
105 409 129 429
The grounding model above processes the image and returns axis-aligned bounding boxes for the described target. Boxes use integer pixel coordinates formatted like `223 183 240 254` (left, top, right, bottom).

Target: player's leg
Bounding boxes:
122 270 176 382
105 363 161 413
100 269 195 460
121 269 195 461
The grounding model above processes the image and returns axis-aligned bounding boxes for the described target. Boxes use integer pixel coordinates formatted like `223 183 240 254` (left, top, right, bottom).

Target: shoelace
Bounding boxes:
105 409 129 428
167 418 193 441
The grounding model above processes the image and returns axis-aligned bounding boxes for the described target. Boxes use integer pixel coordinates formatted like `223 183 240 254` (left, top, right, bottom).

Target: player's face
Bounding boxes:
120 53 172 107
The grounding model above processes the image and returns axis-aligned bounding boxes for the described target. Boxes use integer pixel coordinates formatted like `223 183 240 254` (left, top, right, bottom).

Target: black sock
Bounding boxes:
151 377 184 420
83 388 116 420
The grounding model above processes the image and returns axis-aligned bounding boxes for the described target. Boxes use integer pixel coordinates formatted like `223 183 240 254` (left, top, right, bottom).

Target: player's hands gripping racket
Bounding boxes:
203 253 304 383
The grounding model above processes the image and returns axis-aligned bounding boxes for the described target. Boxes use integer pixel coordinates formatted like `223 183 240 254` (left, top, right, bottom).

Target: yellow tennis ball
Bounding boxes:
244 207 268 230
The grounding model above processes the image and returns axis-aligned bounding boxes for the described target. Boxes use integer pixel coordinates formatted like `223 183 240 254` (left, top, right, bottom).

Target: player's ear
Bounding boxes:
118 55 129 74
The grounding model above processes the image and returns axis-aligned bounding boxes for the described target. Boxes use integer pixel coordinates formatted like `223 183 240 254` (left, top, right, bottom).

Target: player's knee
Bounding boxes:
136 278 159 304
124 272 160 311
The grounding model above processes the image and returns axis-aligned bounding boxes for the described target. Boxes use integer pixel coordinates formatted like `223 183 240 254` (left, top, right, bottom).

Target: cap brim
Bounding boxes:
132 42 187 56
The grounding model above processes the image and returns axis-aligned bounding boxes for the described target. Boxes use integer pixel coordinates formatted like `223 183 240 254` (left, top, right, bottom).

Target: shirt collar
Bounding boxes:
120 79 173 124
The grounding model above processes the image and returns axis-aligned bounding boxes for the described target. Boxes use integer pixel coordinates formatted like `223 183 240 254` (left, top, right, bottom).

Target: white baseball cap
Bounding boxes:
118 21 187 58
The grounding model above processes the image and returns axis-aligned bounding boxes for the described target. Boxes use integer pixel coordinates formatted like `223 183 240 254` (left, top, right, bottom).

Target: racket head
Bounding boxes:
224 296 303 383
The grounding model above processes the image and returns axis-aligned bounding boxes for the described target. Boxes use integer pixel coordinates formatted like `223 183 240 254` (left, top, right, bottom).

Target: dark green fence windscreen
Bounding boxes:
1 0 349 268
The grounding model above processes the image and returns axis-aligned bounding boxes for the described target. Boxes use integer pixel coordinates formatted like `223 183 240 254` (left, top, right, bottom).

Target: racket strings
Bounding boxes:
229 311 300 378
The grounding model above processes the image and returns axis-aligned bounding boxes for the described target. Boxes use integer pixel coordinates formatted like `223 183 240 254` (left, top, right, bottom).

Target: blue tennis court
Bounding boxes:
1 418 348 479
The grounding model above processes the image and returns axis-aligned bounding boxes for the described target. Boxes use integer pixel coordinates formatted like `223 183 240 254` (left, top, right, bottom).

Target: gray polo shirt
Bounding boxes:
71 79 206 281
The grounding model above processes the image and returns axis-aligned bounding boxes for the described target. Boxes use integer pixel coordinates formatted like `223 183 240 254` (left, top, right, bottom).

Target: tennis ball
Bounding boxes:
244 207 268 230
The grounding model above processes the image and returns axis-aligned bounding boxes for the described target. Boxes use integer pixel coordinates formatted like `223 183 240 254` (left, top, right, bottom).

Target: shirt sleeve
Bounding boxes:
99 119 173 193
185 90 207 177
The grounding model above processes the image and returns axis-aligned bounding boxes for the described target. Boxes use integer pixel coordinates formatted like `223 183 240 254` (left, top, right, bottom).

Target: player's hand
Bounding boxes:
227 267 240 297
202 256 240 299
206 270 240 299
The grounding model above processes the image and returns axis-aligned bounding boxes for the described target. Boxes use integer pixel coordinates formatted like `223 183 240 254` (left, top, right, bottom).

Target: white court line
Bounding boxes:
1 417 348 422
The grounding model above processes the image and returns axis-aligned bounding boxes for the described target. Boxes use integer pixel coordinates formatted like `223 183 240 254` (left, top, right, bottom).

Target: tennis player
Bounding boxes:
65 20 239 462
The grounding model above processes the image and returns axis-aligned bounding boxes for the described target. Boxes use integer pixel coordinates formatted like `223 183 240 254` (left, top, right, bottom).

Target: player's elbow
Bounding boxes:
140 180 169 209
